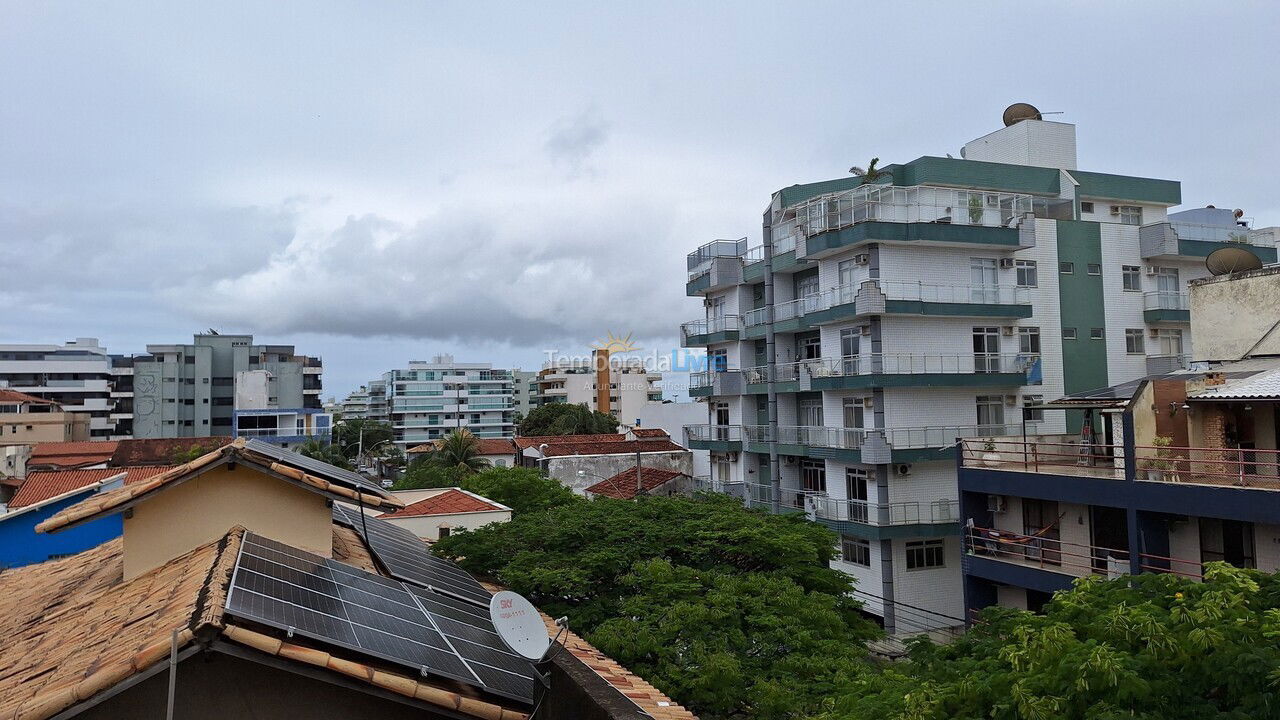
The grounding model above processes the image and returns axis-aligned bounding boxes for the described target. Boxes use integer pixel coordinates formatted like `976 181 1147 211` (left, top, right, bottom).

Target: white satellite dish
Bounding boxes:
490 591 552 662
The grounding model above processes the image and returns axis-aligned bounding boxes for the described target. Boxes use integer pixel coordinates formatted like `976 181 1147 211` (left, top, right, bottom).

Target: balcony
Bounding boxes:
680 315 741 346
796 353 1034 391
741 483 960 538
691 475 746 499
1139 221 1278 263
1143 291 1189 324
775 184 1035 261
963 524 1129 589
1146 353 1192 375
684 424 743 452
687 238 747 296
687 369 742 398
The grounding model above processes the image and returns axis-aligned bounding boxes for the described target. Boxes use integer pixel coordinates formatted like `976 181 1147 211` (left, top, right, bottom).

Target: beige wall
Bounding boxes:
0 411 90 444
1190 268 1280 362
384 509 511 541
124 465 333 579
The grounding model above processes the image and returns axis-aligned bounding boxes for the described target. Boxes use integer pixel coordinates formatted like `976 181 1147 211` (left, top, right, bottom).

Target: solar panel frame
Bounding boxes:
226 533 542 701
243 438 388 496
332 504 494 607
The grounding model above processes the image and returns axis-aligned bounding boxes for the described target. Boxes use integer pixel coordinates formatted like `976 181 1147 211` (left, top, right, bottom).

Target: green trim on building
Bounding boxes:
688 386 714 398
805 221 1022 256
681 330 739 347
894 156 1061 195
1177 239 1277 263
811 372 1027 391
884 299 1034 319
814 517 962 541
743 262 765 282
686 274 710 296
771 250 812 274
1056 220 1109 431
778 175 871 208
744 381 799 395
1143 309 1190 324
1071 170 1181 205
686 438 743 452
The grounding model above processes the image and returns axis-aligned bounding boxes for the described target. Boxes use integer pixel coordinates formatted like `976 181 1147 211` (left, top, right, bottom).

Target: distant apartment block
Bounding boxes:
131 333 322 439
534 354 663 419
342 356 516 450
0 390 90 446
512 370 537 419
0 338 129 440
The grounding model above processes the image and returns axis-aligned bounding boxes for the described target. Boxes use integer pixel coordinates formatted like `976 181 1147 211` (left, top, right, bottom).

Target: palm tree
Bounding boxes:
298 439 354 471
428 429 491 475
848 157 887 183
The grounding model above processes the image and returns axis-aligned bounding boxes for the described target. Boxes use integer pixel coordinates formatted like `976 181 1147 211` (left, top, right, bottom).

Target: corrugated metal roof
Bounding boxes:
1189 368 1280 400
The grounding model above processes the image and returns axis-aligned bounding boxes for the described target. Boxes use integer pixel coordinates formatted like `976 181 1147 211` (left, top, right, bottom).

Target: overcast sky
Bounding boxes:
3 1 1278 400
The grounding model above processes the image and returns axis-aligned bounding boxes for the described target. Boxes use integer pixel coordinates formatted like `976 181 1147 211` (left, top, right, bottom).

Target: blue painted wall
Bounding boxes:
0 492 122 569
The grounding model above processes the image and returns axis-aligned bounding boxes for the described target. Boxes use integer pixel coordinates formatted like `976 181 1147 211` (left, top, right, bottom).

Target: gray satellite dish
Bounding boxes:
1003 103 1042 126
1206 246 1263 276
490 590 552 661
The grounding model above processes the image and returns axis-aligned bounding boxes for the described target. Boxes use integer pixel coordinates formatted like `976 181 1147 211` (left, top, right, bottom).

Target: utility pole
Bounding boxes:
635 444 642 494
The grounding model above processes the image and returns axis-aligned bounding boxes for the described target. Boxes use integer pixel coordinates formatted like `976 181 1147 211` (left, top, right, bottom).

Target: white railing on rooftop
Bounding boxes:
779 184 1033 241
1167 221 1270 246
687 237 748 273
1143 291 1189 311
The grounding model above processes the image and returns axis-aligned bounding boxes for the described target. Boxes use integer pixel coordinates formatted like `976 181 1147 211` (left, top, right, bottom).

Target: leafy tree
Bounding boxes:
393 462 465 490
297 439 353 470
433 494 878 718
455 466 578 514
819 564 1280 720
517 403 618 437
334 418 394 460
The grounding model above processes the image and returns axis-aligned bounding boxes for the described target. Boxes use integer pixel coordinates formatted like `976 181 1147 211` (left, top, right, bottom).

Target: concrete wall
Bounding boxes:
1190 268 1280 361
546 451 693 495
123 464 333 579
0 411 90 444
631 401 709 477
384 509 511 541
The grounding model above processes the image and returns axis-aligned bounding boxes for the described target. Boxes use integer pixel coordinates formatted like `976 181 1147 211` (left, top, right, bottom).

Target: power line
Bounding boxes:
848 587 970 626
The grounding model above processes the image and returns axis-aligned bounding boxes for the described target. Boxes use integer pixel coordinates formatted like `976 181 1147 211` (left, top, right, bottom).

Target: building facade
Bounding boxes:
680 114 1278 635
0 339 130 440
533 358 663 418
0 390 90 446
959 265 1280 615
131 334 322 439
512 369 538 420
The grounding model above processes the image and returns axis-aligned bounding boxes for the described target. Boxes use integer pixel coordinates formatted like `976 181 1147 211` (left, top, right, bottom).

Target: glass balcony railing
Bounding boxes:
1167 221 1269 246
740 280 1027 329
1143 291 1189 311
684 424 743 443
799 353 1035 378
680 315 742 340
687 237 749 278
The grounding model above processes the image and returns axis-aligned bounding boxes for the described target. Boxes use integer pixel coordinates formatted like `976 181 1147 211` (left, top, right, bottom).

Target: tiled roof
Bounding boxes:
108 436 232 466
0 389 55 405
512 434 627 450
540 439 686 458
380 489 507 518
1189 368 1280 400
586 468 686 500
27 441 118 469
630 428 670 439
8 465 177 508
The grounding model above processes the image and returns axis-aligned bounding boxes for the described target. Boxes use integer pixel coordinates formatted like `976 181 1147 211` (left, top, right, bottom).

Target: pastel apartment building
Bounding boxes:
680 106 1279 635
0 339 131 440
534 355 663 420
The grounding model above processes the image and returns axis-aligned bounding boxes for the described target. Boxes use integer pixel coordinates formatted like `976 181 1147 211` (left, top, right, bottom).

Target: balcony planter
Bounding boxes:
981 440 1002 467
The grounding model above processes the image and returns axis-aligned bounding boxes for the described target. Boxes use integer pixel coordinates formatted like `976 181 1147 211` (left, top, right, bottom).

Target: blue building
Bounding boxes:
0 473 125 568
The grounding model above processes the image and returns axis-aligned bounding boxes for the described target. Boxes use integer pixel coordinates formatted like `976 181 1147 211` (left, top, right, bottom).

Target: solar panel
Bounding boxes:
332 504 493 607
227 532 537 703
244 438 386 495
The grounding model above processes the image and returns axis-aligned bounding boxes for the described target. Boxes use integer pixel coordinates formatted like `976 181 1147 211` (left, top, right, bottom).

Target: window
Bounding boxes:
842 397 864 430
1156 329 1184 356
1116 205 1142 225
1023 395 1044 422
1060 262 1074 274
1063 327 1078 340
1087 263 1102 276
845 469 869 523
1125 329 1145 354
1015 260 1038 288
841 536 871 567
438 527 451 539
976 394 1005 430
905 539 946 569
973 327 1000 372
1080 201 1095 214
1122 265 1141 291
799 334 821 360
800 459 826 494
1090 328 1104 340
1018 326 1040 354
798 398 823 427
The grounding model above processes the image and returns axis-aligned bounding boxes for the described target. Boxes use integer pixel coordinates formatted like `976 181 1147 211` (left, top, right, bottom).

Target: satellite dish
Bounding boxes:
1206 246 1263 276
490 591 552 661
1003 103 1042 126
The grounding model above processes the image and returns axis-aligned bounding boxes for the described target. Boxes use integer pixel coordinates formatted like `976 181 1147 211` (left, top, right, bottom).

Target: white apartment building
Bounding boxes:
0 338 130 440
534 358 663 420
347 356 516 450
681 109 1278 636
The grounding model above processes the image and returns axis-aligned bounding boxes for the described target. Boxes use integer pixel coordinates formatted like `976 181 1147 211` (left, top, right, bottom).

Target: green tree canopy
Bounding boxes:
297 438 353 470
517 403 618 436
433 494 878 718
819 564 1280 720
455 466 579 514
425 429 490 474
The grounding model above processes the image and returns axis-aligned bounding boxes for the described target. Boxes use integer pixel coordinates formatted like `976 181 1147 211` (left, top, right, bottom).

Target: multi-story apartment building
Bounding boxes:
681 109 1278 635
0 390 90 445
0 339 129 440
131 333 322 439
533 357 663 420
959 264 1280 615
350 356 516 450
513 370 538 419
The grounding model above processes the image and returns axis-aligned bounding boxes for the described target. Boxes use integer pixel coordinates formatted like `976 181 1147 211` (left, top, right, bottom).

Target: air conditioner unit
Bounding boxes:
1110 205 1122 215
853 253 871 266
998 258 1015 269
1146 266 1159 276
894 463 912 477
1001 325 1015 336
987 494 1007 513
1004 394 1018 406
858 325 872 336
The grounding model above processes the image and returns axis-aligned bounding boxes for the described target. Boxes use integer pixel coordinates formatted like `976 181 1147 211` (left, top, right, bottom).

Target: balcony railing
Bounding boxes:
879 280 1030 305
741 424 865 450
965 525 1130 579
687 238 748 276
884 423 1036 449
807 353 1035 377
680 315 741 339
780 184 1032 240
685 424 743 443
1143 291 1189 311
1167 221 1270 246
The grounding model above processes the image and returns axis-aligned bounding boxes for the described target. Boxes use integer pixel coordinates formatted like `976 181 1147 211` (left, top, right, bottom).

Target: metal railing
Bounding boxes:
965 525 1130 579
809 495 960 526
681 315 742 339
1132 443 1280 490
879 280 1030 305
687 237 748 274
780 184 1033 239
885 423 1036 449
684 424 743 443
807 353 1035 377
741 424 865 450
1143 291 1189 311
961 437 1126 478
1168 221 1269 246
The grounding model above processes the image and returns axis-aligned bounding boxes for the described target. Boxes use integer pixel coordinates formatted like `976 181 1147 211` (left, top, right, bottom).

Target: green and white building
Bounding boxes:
681 113 1278 635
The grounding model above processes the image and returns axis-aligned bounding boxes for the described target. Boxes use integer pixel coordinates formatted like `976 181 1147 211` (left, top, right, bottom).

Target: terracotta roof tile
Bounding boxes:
631 428 669 439
512 434 627 450
8 466 178 508
27 441 118 469
585 468 686 500
379 489 506 518
0 389 55 405
540 439 686 458
108 436 232 466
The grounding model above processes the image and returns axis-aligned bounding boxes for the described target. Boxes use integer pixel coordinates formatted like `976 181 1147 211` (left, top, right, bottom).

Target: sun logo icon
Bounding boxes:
591 331 640 354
